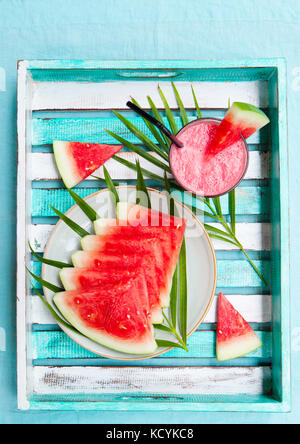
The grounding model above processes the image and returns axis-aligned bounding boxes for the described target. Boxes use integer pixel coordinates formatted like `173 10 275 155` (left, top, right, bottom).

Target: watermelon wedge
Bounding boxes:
72 251 140 268
53 141 122 188
216 293 262 361
116 203 186 306
81 234 170 309
54 275 157 355
60 263 163 325
206 102 270 158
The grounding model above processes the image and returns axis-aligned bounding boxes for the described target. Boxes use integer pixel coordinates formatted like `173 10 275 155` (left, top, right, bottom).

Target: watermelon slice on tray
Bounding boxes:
54 275 157 355
88 204 186 307
216 293 262 361
206 102 270 158
81 235 172 310
61 261 163 325
53 141 122 188
115 203 186 305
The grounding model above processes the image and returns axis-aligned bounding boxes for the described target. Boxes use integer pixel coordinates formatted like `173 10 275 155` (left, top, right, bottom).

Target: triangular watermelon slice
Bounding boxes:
81 234 169 310
60 261 163 325
53 141 122 188
216 293 262 361
54 275 157 355
116 203 186 306
206 102 270 158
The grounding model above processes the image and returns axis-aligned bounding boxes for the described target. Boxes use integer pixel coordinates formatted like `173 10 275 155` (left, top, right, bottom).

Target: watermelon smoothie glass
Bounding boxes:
169 118 249 197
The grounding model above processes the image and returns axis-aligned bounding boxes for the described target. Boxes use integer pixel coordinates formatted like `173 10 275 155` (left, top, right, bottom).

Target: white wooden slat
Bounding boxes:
29 151 270 181
31 294 271 325
29 223 271 253
31 81 269 111
16 60 31 411
33 366 271 396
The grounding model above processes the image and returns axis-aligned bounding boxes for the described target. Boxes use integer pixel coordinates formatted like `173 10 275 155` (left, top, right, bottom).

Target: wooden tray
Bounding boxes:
17 59 290 412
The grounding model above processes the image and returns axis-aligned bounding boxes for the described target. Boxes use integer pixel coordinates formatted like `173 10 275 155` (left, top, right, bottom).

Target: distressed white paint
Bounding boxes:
16 61 31 411
31 294 271 325
29 150 270 182
33 366 271 396
29 222 271 253
31 80 269 111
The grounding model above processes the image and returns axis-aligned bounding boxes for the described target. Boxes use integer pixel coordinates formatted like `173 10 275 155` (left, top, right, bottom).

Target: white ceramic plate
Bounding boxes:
42 186 217 360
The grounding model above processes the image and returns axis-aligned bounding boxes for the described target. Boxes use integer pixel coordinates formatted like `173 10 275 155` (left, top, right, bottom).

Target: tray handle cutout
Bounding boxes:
116 70 183 79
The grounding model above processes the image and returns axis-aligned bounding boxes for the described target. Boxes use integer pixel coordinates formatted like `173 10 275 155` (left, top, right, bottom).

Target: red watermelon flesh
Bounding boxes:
206 102 270 158
60 264 163 324
53 141 122 188
117 202 185 228
72 251 142 269
116 203 186 306
81 235 171 308
217 293 262 361
71 250 162 323
53 275 157 355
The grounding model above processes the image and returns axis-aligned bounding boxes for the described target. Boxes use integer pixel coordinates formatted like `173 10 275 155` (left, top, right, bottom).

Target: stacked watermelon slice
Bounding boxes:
54 203 186 355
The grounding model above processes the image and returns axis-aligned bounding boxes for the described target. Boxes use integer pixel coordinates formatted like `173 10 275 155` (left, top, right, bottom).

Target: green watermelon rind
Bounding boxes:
230 102 270 129
216 331 262 362
53 292 158 355
53 141 81 189
81 235 105 251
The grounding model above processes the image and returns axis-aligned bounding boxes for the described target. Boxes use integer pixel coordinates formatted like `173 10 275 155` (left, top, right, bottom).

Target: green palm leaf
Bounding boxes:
229 189 236 235
136 159 151 209
106 130 171 173
27 268 63 293
32 286 87 336
179 238 188 344
172 82 189 126
154 324 173 333
67 188 99 222
130 97 169 153
192 85 202 119
158 86 179 134
49 205 89 238
206 233 238 247
103 165 120 205
147 95 170 150
113 155 165 184
155 339 186 350
112 110 169 162
29 242 71 269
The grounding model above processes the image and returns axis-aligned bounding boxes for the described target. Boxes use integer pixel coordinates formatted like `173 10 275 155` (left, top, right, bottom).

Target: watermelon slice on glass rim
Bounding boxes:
53 141 122 188
216 293 262 361
206 102 270 158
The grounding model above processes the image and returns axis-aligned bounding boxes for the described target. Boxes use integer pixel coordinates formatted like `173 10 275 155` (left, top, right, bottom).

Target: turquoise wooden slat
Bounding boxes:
31 186 270 217
28 397 288 413
32 114 268 146
31 258 271 289
33 357 271 368
32 330 271 360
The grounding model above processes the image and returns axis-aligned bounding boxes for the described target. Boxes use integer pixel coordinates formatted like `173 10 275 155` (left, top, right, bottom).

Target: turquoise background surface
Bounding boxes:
0 0 298 424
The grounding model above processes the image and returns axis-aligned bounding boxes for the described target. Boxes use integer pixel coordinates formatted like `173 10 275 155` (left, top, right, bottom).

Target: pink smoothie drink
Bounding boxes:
169 118 249 197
